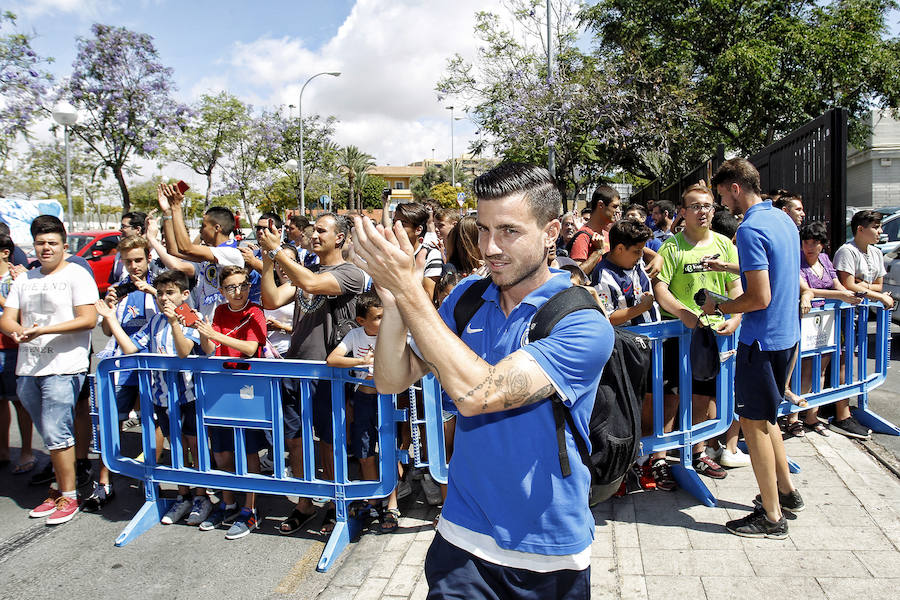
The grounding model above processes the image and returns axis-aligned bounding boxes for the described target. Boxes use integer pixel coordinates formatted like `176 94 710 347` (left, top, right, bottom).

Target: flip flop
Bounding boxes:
278 508 317 535
319 506 337 535
12 459 35 474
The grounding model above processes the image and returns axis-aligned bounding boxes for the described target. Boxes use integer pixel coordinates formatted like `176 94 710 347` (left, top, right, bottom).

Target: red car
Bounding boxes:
67 230 121 294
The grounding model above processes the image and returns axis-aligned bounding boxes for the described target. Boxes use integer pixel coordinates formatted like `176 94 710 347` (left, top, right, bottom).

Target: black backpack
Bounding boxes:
453 278 649 505
565 229 592 255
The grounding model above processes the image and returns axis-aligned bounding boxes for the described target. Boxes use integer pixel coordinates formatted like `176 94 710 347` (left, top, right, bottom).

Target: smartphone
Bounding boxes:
174 302 199 327
854 290 868 298
176 180 190 194
114 281 137 297
382 187 391 198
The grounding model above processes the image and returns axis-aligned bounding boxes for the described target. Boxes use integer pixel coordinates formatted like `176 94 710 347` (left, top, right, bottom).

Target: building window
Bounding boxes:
395 181 404 189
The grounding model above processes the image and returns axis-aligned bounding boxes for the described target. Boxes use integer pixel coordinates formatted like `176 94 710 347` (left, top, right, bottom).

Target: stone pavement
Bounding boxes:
303 431 900 600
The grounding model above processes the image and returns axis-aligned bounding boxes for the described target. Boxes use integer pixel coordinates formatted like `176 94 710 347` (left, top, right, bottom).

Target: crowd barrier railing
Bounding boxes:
94 354 423 572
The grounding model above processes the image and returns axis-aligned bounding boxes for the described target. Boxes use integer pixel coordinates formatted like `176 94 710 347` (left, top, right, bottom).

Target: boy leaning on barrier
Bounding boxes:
707 158 804 540
85 235 160 511
0 215 99 525
93 270 207 523
653 184 746 478
590 219 677 492
195 265 268 540
326 291 400 534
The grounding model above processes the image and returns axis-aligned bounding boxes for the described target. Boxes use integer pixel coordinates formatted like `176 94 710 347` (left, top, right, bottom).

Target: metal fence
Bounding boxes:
629 145 726 207
749 108 848 253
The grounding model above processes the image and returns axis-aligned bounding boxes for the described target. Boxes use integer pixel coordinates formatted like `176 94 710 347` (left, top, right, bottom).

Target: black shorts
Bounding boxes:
281 378 334 441
662 337 717 397
153 402 198 438
735 342 797 424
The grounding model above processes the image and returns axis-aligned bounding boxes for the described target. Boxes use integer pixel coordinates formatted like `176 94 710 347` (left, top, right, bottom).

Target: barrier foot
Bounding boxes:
114 498 171 547
787 457 801 474
317 518 352 572
853 408 900 436
671 464 717 507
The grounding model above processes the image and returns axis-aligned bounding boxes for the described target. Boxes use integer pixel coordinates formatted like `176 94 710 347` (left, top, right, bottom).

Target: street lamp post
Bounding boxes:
298 71 340 215
446 106 456 187
52 101 79 231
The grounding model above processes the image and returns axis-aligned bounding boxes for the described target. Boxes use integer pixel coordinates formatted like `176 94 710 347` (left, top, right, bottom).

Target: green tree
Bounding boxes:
579 0 900 161
22 137 96 199
166 92 250 208
218 112 276 225
337 145 375 212
430 181 475 209
411 161 471 201
358 175 388 210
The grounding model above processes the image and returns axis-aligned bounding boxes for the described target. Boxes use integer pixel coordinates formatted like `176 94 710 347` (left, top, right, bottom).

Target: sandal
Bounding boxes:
348 501 379 528
786 420 805 438
278 508 317 535
319 506 337 535
807 421 829 437
378 508 400 534
12 459 35 474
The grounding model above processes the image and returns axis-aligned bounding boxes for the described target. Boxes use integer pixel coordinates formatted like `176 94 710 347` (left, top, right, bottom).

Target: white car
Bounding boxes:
882 247 900 323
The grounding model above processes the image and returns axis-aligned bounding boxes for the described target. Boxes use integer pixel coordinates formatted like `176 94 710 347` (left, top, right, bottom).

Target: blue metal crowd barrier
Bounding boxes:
93 302 893 569
93 354 447 572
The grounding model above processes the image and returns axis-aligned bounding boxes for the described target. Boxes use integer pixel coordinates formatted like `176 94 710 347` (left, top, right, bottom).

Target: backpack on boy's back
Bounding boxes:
453 277 650 505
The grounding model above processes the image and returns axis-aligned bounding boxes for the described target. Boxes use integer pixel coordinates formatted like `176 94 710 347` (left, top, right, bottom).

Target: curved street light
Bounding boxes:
52 101 79 232
298 71 340 215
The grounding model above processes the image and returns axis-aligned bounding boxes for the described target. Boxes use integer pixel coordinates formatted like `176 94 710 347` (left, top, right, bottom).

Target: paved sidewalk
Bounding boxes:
301 431 900 600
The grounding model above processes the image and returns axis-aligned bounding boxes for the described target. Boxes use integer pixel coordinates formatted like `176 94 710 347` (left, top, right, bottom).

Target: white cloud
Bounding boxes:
220 0 502 165
9 0 118 19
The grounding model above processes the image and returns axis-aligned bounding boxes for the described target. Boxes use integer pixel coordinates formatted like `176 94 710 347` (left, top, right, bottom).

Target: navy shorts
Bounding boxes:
0 348 16 398
114 384 139 421
424 533 590 600
735 342 797 424
351 390 378 459
208 426 267 455
153 402 198 438
662 337 716 397
281 378 333 441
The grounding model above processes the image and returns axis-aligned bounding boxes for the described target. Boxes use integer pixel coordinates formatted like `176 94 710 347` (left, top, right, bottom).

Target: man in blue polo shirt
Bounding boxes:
352 163 613 599
704 158 804 540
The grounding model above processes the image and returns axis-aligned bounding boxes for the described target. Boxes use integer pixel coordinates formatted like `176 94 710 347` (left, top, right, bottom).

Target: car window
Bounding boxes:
90 236 119 256
882 217 900 243
67 235 92 255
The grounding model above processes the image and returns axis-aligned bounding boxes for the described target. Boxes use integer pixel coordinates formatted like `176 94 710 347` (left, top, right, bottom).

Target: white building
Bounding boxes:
847 109 900 208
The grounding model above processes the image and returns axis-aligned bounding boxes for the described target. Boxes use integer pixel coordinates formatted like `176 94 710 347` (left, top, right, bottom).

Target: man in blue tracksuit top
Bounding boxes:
352 163 613 599
704 158 804 540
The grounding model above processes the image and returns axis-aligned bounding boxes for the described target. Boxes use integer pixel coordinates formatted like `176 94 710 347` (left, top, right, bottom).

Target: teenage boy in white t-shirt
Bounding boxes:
0 216 98 525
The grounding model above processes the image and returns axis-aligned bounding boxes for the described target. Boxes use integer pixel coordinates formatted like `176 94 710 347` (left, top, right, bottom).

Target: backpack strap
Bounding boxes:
566 229 591 254
452 277 493 336
528 286 602 478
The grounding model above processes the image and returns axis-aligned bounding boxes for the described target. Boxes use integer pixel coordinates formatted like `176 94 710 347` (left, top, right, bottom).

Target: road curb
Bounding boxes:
860 438 900 480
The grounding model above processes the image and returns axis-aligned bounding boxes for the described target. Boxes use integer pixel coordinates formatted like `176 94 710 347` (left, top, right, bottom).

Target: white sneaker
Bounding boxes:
161 497 192 524
704 445 723 461
185 496 213 526
718 446 752 468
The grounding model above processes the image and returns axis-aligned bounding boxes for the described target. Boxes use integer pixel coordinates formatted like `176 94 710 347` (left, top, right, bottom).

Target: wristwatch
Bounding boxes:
267 248 281 261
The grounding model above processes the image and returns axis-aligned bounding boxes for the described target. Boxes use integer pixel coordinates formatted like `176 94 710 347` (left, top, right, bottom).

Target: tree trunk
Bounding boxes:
205 171 213 210
113 165 131 214
557 178 569 213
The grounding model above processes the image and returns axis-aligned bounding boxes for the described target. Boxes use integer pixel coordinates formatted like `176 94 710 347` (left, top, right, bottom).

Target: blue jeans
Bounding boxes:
17 373 86 451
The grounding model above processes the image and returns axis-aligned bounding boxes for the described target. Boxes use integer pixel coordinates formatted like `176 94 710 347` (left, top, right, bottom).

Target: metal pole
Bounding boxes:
449 106 455 187
297 72 341 216
546 1 556 179
64 125 73 231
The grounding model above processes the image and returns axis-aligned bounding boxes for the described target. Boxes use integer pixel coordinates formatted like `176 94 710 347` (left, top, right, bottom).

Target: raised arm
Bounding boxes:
162 183 216 263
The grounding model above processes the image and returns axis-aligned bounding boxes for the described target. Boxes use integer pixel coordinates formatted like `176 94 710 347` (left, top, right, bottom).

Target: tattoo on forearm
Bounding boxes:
453 364 555 413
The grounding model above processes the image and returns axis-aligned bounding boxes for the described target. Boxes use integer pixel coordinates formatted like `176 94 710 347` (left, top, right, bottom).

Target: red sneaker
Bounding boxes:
46 496 80 525
29 488 62 518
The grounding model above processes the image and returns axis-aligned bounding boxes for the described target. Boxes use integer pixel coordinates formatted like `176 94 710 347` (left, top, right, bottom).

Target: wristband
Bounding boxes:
162 215 172 221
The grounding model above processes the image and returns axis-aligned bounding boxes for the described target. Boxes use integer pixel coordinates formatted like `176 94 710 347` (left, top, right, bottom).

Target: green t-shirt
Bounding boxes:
656 231 740 325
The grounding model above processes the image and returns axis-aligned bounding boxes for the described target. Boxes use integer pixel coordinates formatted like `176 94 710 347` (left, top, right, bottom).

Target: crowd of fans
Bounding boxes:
0 173 893 539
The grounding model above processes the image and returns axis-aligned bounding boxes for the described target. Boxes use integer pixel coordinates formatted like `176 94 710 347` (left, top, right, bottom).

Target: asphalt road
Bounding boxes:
862 324 900 470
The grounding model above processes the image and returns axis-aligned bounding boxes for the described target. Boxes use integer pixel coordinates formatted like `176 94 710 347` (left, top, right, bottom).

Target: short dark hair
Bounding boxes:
289 214 310 229
205 206 235 236
0 233 13 256
711 158 762 195
799 221 829 246
318 212 349 248
580 206 592 217
393 202 429 230
608 219 652 251
773 194 802 211
122 211 147 234
473 162 561 226
154 269 190 293
434 208 460 225
680 184 714 206
850 209 882 234
654 200 676 217
624 204 647 220
590 184 620 213
259 211 283 229
356 291 382 319
30 215 66 239
711 210 739 240
0 222 11 236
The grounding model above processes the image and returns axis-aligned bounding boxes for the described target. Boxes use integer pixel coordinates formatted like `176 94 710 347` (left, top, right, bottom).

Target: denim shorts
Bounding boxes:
17 373 86 451
0 348 16 399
